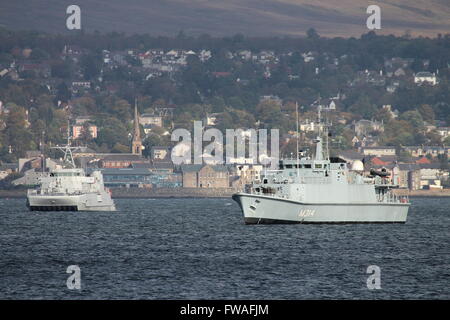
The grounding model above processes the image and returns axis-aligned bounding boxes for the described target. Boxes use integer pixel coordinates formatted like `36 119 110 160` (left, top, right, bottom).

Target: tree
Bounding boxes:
373 107 393 123
71 96 97 115
177 104 211 120
399 150 413 162
400 110 424 130
216 108 256 131
209 96 226 112
30 48 50 60
444 136 450 145
30 118 46 147
111 143 129 153
95 118 129 151
348 95 377 119
142 133 165 157
4 104 33 158
51 61 73 79
255 100 283 128
306 28 320 40
34 95 55 125
109 98 132 121
426 130 443 145
80 54 102 80
174 112 194 130
228 96 245 110
381 119 415 146
1 84 28 106
56 82 71 103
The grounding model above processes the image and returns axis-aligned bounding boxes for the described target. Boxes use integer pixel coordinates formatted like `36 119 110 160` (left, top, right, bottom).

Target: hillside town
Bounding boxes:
0 30 449 194
3 102 449 195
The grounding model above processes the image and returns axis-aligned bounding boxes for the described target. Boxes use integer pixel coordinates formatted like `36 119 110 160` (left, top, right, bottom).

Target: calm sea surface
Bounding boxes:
0 197 449 299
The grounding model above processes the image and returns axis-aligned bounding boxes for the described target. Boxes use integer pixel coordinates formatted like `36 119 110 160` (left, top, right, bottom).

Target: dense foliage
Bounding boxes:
0 28 449 161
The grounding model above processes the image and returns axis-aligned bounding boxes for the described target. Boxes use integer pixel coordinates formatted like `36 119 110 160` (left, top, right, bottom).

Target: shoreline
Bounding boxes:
392 189 450 197
0 188 237 199
1 188 450 199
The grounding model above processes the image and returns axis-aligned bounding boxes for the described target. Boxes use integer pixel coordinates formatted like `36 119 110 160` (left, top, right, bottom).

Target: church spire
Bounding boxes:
131 98 142 155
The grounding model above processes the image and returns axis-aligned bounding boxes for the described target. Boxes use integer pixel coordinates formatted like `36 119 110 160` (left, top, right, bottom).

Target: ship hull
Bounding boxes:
27 193 116 212
232 193 409 224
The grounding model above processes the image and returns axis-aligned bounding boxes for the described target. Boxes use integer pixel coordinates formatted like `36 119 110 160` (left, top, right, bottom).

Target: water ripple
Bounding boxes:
0 197 448 299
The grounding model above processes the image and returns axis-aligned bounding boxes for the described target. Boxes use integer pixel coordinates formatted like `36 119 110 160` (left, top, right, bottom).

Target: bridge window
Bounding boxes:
305 164 311 169
315 164 323 169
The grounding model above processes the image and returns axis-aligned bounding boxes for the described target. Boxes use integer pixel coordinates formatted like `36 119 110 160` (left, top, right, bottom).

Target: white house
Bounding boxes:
199 50 212 62
299 121 324 133
436 127 450 140
259 95 282 106
414 72 438 86
203 113 221 127
139 114 163 127
354 119 384 136
301 52 315 63
362 147 396 157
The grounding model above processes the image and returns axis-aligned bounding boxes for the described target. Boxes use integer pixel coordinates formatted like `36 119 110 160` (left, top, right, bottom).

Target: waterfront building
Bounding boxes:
181 164 229 188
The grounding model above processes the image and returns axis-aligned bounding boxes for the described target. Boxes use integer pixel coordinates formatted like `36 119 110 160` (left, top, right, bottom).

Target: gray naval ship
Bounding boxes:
27 141 116 212
232 130 410 224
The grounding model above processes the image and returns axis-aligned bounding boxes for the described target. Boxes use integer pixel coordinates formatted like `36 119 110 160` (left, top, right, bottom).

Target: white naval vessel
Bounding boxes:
232 110 410 224
27 139 116 212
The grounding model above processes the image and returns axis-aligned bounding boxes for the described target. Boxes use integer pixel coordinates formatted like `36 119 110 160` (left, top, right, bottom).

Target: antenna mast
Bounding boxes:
314 105 324 161
325 121 330 160
323 107 331 160
52 120 77 168
296 102 300 178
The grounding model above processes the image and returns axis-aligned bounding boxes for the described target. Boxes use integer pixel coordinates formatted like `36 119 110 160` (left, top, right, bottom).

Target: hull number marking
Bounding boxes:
298 209 315 217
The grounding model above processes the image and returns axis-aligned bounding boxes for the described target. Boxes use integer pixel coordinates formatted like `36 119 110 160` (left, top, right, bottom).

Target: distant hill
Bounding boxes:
1 0 449 37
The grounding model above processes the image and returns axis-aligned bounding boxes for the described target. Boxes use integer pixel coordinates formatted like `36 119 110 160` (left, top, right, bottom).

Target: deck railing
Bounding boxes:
376 192 409 204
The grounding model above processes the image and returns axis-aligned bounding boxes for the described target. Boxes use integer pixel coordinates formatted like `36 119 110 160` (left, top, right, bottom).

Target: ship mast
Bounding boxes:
314 105 323 161
52 120 77 168
296 102 300 177
323 106 330 161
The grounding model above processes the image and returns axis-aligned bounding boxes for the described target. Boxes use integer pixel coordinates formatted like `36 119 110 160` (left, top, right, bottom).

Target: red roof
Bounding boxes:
416 157 431 164
371 157 388 166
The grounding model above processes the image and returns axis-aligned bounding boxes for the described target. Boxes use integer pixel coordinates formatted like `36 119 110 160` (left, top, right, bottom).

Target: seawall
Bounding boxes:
393 188 450 197
111 187 237 198
1 187 450 199
0 188 237 199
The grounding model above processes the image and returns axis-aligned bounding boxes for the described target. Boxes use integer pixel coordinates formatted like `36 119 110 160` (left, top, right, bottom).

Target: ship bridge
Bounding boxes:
50 168 85 177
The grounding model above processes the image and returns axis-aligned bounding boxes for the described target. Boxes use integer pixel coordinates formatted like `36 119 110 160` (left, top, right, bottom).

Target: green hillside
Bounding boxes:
0 0 449 37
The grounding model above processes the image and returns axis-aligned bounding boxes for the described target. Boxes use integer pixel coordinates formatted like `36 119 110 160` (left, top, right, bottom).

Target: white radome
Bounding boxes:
351 160 364 171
